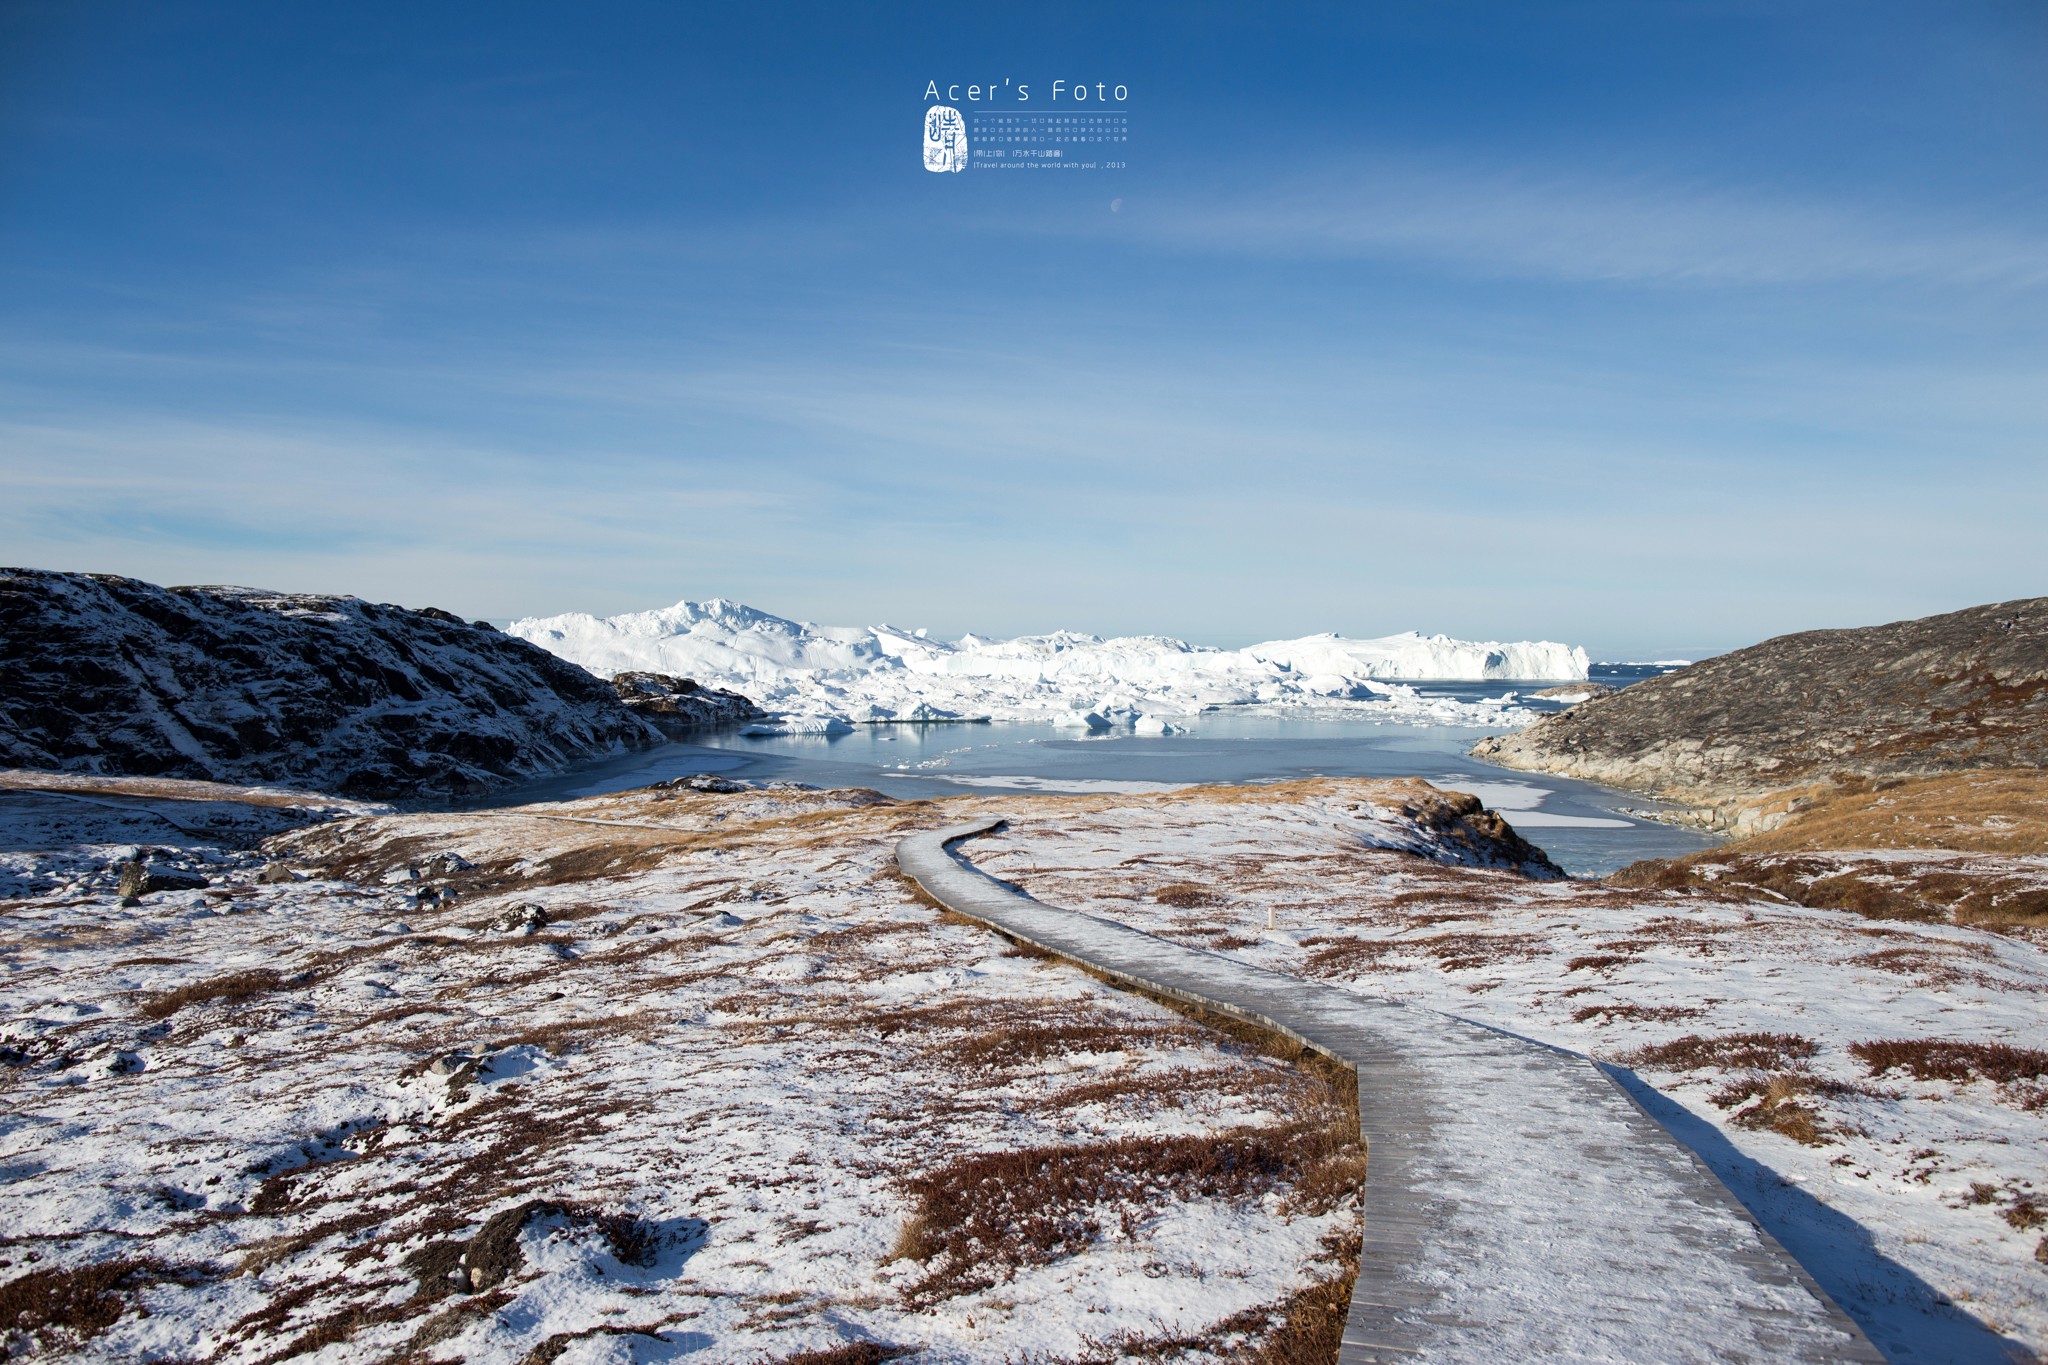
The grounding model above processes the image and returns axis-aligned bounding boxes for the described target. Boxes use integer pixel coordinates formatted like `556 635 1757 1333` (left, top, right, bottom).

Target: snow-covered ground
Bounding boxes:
507 598 1589 729
0 776 1375 1363
960 791 2048 1362
7 772 2040 1362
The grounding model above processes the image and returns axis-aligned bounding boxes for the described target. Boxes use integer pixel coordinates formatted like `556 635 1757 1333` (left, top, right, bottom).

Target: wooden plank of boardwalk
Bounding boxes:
897 819 1886 1365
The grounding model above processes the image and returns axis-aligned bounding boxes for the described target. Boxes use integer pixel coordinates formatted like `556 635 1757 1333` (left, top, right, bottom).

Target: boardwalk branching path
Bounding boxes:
897 818 1885 1364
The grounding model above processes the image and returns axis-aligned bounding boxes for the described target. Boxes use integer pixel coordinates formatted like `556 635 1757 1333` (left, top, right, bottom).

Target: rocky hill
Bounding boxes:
0 568 666 800
1472 597 2048 831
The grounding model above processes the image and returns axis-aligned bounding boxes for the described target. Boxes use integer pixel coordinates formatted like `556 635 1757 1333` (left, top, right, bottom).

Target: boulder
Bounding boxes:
116 860 209 898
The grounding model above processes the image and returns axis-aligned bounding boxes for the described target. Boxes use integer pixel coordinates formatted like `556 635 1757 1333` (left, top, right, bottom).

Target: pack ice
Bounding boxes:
507 599 1590 729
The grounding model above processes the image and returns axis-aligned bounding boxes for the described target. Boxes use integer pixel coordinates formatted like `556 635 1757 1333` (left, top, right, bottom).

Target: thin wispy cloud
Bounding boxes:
4 3 2045 654
1110 161 2048 287
0 418 814 612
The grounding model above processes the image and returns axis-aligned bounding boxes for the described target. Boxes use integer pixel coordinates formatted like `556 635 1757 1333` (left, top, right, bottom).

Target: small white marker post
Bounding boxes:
1266 906 1276 930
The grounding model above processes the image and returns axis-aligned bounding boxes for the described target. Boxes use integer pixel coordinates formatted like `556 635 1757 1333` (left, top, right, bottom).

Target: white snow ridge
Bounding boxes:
507 599 1589 729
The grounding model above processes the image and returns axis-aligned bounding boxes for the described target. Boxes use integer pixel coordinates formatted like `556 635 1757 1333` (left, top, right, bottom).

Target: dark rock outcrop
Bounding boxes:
0 568 661 800
1473 597 2048 831
1391 784 1566 879
608 671 761 735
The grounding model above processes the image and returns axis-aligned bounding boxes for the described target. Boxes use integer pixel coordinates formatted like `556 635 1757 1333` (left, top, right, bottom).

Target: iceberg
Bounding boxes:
870 701 990 724
738 715 855 737
508 598 1588 729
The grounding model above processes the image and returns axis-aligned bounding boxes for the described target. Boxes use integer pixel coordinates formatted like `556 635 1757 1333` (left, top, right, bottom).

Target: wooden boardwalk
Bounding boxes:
898 818 1885 1364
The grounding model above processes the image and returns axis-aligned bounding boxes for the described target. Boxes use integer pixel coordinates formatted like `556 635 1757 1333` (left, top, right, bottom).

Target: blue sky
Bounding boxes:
2 1 2043 657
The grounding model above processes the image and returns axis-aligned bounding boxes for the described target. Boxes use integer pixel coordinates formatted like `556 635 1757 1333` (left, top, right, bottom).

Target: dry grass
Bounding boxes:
1384 882 1512 914
1303 937 1411 975
1614 850 2048 932
280 817 699 897
1413 931 1550 971
1035 1066 1256 1115
953 1017 1196 1071
1849 1038 2048 1084
135 967 307 1020
1244 1251 1358 1365
465 1200 568 1290
408 1287 518 1349
884 987 1363 1316
1614 771 2048 932
1708 1072 1864 1147
1847 947 1975 986
1569 1003 1705 1026
1012 1223 1360 1365
1153 882 1224 909
0 1259 191 1351
1620 1032 1820 1072
761 1345 913 1365
889 1126 1345 1309
0 769 345 808
1304 929 1549 977
1728 770 2048 857
1612 855 1951 924
514 1325 672 1365
878 862 953 914
755 997 1191 1072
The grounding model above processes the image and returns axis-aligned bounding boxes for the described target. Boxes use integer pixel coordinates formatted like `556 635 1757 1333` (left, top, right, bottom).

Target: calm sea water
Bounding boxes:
481 665 1714 878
